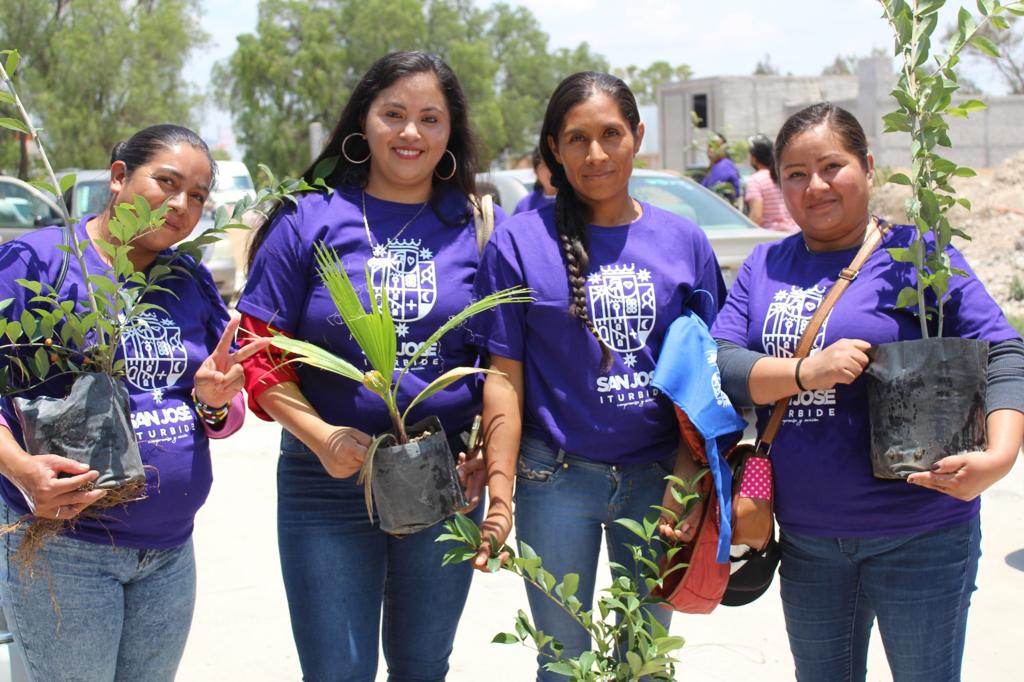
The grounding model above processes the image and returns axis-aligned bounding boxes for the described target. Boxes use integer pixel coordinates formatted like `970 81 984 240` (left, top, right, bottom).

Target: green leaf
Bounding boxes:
3 50 20 76
952 166 977 177
558 573 579 601
312 155 338 183
30 180 56 196
0 118 28 134
402 367 502 423
614 517 649 541
58 172 76 196
452 512 481 549
887 172 913 186
491 633 520 645
895 286 920 309
15 279 42 295
6 320 22 343
970 34 1001 57
31 347 49 379
267 336 364 383
19 310 37 339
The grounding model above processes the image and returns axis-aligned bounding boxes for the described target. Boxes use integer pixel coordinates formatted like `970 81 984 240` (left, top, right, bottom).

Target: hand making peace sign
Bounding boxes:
193 315 271 408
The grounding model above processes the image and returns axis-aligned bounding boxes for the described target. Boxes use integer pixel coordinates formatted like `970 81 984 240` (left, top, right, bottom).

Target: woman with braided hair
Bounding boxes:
468 71 727 680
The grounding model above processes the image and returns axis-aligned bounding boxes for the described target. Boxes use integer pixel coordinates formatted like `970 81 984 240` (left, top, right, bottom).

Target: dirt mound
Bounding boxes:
869 153 1024 320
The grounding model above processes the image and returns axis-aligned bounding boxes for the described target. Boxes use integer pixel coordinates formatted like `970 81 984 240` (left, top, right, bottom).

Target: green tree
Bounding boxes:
0 0 208 176
613 61 692 105
752 53 780 76
213 0 608 174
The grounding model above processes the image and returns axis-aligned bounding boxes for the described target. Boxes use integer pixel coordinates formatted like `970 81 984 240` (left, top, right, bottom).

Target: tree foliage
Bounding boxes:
752 53 781 76
0 0 208 176
212 0 608 174
613 61 692 105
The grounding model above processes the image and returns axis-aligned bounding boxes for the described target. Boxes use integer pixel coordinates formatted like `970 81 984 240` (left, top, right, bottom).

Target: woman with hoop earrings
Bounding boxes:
236 51 503 682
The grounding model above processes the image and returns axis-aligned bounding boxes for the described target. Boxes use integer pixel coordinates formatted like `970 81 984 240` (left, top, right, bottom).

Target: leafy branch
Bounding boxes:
879 0 1024 336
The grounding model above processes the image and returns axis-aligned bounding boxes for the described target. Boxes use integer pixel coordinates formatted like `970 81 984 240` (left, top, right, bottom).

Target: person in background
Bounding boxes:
745 133 798 233
470 71 726 681
0 124 259 682
700 131 740 205
513 146 557 214
236 51 497 682
712 102 1024 682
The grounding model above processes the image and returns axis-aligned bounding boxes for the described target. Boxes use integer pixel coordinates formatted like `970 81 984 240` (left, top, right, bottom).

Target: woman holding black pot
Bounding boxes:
0 124 258 681
712 102 1024 681
236 51 497 682
469 72 726 680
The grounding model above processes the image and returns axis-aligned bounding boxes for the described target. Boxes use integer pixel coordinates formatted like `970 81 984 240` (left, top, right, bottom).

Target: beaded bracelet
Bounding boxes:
192 391 229 426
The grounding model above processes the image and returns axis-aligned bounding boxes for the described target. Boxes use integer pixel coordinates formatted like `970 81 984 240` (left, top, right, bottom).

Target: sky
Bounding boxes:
186 0 1008 153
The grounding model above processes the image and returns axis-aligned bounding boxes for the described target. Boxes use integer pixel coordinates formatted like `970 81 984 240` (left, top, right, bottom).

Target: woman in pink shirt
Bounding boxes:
745 134 799 233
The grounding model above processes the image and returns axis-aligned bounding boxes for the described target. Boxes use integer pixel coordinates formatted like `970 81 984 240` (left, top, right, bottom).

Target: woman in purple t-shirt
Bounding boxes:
237 52 493 682
0 125 257 681
713 103 1024 681
470 72 726 680
513 146 557 215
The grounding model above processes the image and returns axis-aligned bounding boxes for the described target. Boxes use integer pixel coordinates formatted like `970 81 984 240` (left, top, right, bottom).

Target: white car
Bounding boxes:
209 160 256 214
476 168 785 286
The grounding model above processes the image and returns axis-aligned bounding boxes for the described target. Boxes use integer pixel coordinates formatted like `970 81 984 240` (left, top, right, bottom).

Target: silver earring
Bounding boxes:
341 132 370 164
434 149 457 181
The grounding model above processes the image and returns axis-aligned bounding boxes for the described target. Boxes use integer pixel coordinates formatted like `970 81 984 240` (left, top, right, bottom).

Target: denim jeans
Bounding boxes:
512 437 675 682
0 502 195 682
277 429 480 682
779 516 981 682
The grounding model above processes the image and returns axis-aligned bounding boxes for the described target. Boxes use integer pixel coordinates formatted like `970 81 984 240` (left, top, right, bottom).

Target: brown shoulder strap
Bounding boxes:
758 219 890 451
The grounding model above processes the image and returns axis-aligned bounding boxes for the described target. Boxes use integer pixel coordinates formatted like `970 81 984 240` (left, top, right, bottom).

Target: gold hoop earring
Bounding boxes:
341 132 370 164
434 149 457 181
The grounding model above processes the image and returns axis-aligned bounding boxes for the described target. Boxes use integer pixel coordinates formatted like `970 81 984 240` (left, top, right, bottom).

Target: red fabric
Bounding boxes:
239 314 300 421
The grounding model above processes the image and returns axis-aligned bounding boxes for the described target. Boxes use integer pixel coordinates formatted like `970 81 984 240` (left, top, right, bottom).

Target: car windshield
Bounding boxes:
216 174 253 191
75 180 111 216
628 175 750 230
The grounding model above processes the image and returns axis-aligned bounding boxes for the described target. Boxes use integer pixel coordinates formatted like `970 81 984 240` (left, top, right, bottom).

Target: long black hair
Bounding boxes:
539 71 641 373
774 102 869 181
247 51 479 269
110 124 215 185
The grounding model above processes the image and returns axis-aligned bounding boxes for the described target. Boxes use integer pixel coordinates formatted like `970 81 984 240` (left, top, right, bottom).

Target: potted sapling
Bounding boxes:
269 242 530 535
869 0 1024 477
0 49 320 560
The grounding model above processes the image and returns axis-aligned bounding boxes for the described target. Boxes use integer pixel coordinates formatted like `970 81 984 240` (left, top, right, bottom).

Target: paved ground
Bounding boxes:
176 416 1024 681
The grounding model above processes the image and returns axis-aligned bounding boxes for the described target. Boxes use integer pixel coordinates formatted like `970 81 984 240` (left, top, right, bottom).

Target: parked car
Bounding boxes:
2 172 238 302
0 175 63 242
208 160 256 214
475 168 785 286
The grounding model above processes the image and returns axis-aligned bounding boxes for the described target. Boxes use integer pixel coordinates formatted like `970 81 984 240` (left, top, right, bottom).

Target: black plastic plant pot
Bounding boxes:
865 337 988 479
13 372 145 489
372 416 468 537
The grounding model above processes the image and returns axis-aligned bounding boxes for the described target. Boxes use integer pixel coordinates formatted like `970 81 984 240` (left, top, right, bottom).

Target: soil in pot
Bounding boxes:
369 416 468 536
865 337 987 479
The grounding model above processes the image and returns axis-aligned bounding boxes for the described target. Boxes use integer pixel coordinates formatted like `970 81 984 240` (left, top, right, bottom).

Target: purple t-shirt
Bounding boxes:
0 219 230 549
513 189 556 215
701 157 740 200
237 186 502 438
712 225 1019 537
470 202 726 465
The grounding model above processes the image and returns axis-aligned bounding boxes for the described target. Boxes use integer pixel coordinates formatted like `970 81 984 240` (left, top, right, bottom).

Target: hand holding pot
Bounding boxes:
799 339 872 389
194 316 272 408
907 450 1017 501
10 453 107 520
318 426 372 479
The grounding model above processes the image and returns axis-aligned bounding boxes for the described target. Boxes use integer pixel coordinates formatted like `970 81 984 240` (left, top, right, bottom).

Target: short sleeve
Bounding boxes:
745 175 764 203
688 245 727 328
944 246 1020 343
468 230 528 361
235 204 311 334
711 252 757 348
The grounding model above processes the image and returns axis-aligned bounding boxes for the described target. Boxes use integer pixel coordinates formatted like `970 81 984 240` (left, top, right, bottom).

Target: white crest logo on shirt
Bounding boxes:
706 348 731 408
367 238 436 322
762 285 830 357
587 264 656 354
120 312 188 392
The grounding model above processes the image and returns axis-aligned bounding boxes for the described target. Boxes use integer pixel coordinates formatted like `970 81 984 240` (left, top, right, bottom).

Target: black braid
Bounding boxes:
555 187 614 373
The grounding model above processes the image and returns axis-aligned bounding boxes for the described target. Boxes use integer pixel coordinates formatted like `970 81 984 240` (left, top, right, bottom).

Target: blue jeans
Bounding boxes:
779 516 981 682
277 430 480 682
0 503 195 682
513 437 675 682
